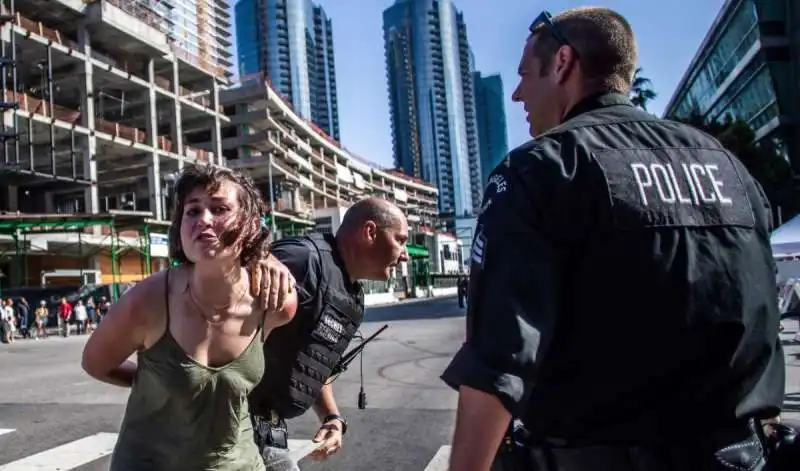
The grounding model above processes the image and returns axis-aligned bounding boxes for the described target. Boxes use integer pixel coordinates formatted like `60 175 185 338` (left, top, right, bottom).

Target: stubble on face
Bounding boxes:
517 34 576 138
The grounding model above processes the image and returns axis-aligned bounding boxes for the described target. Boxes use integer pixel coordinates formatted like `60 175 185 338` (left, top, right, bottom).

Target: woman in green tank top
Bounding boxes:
81 165 298 470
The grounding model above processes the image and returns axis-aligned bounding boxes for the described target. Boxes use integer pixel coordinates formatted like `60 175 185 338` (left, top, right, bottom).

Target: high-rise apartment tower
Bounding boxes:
383 0 482 217
236 0 340 140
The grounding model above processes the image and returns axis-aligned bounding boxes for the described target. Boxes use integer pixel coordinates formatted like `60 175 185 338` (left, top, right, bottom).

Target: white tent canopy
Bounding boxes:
771 214 800 257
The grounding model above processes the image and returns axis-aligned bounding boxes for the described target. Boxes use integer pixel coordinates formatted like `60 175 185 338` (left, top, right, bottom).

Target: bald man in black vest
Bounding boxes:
249 197 409 470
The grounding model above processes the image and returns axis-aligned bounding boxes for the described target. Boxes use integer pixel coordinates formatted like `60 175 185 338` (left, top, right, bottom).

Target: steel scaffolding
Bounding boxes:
0 0 19 167
0 211 169 300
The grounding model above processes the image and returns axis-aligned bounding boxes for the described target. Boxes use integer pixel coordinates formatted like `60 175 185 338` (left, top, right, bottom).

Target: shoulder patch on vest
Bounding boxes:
594 147 755 229
470 227 487 267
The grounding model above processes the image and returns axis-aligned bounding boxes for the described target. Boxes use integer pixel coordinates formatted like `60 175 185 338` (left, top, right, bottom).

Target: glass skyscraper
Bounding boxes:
474 72 509 186
664 0 800 174
235 0 340 141
383 0 482 218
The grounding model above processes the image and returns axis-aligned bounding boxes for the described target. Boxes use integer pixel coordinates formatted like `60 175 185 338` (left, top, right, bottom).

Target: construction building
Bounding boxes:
212 74 439 235
0 0 229 294
204 74 449 301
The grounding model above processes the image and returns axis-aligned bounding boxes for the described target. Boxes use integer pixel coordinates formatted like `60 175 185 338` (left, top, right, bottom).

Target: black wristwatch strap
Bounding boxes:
323 414 347 435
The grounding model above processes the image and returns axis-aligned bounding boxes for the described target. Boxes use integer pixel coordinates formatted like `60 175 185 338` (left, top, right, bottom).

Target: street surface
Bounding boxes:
0 297 798 471
0 296 464 471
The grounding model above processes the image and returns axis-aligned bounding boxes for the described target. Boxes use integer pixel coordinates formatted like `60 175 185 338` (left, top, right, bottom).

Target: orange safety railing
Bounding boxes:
13 7 225 107
184 146 211 163
268 199 311 215
12 12 139 76
94 119 147 144
6 91 81 125
7 10 225 162
14 13 64 44
157 136 173 152
7 90 211 162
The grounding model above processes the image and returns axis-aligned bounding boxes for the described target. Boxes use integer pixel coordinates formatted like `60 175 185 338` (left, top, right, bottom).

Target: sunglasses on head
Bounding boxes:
529 11 579 59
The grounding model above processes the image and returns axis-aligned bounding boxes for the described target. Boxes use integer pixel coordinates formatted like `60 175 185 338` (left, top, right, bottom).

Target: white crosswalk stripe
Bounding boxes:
423 445 451 471
0 432 117 471
286 439 317 462
0 426 451 470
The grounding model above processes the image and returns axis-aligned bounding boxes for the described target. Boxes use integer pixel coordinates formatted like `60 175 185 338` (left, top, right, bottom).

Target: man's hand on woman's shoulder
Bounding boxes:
249 251 298 321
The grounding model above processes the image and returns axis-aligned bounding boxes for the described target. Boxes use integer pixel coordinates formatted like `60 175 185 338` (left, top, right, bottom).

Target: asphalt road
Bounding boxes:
1 298 798 471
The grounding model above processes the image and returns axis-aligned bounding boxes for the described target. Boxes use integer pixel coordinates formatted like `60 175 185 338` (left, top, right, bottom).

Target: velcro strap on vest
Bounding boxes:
289 376 320 407
297 350 333 383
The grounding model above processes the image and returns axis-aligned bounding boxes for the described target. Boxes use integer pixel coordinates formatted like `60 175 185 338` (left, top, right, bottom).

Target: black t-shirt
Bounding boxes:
441 93 785 443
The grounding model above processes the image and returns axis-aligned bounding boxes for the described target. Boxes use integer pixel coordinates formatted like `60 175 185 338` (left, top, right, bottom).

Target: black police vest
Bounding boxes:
277 233 364 419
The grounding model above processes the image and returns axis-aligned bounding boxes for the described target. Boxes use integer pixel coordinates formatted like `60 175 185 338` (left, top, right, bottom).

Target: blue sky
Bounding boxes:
231 0 725 168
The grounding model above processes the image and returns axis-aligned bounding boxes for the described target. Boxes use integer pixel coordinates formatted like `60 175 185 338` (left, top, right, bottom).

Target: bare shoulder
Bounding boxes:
113 269 171 324
125 269 169 301
86 268 172 354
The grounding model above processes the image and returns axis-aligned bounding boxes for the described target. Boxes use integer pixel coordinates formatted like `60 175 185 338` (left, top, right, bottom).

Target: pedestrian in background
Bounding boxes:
58 297 72 337
86 297 97 333
457 276 468 308
16 297 30 339
1 298 14 343
34 300 48 339
74 300 88 335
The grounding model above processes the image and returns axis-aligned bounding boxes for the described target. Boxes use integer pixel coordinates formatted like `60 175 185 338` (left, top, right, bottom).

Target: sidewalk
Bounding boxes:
3 324 88 341
366 293 458 309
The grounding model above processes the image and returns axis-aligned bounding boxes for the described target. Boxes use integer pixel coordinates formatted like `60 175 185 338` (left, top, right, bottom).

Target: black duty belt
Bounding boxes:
252 410 288 450
524 419 768 471
527 444 697 471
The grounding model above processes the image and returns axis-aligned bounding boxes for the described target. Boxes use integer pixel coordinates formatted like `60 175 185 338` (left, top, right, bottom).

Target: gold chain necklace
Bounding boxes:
187 274 249 325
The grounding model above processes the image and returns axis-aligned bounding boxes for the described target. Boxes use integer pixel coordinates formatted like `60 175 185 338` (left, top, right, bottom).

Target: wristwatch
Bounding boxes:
323 414 348 435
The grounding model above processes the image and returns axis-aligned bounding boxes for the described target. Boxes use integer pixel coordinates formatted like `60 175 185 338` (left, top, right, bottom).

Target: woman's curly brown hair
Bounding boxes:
168 164 269 267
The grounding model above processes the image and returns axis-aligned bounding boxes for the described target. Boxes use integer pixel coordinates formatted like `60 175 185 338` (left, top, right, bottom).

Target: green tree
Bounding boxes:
676 111 798 223
630 67 657 111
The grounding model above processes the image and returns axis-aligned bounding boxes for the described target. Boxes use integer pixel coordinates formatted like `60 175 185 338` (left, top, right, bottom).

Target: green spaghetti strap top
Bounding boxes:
110 269 267 471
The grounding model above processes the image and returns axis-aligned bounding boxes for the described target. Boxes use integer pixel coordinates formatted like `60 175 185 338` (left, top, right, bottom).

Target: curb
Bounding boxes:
366 294 458 309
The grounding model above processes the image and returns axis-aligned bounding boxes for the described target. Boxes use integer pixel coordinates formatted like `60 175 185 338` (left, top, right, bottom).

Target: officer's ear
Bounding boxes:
363 221 378 242
553 46 578 84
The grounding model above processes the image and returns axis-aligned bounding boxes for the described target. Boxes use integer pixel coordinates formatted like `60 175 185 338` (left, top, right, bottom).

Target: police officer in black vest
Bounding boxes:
442 7 786 471
249 197 409 470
